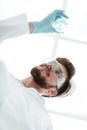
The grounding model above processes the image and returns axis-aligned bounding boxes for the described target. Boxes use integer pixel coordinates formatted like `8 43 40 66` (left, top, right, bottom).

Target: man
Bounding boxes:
22 58 75 97
0 10 76 130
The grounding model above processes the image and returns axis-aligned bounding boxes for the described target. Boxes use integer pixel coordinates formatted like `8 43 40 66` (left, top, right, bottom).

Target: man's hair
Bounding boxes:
56 57 76 97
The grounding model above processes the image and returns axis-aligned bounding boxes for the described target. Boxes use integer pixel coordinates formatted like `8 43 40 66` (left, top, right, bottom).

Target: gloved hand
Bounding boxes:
32 9 68 33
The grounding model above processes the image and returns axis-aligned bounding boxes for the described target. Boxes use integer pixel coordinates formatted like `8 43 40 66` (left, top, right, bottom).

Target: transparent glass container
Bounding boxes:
53 17 68 33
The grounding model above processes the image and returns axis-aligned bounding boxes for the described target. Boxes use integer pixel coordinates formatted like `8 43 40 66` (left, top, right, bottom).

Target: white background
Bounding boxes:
0 0 87 129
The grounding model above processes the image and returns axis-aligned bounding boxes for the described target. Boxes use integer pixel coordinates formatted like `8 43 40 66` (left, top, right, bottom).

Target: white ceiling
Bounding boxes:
0 0 87 129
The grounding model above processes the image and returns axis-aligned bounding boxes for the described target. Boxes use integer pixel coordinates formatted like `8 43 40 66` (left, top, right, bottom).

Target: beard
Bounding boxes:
31 66 54 89
31 66 47 89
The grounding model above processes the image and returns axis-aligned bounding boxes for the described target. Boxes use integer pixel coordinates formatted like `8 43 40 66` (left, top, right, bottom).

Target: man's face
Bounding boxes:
31 63 58 89
31 59 68 90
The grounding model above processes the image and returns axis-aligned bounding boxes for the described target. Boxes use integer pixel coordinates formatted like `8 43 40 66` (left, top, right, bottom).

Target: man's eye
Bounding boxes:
55 69 63 78
55 70 60 75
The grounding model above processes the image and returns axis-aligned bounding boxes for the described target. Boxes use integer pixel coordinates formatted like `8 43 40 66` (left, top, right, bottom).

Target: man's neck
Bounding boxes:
21 76 44 94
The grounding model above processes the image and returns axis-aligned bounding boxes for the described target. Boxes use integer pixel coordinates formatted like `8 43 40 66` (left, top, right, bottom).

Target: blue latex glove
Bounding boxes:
32 9 68 33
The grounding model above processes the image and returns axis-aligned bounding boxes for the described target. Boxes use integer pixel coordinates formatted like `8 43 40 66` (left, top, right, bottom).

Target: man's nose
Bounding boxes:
47 64 54 71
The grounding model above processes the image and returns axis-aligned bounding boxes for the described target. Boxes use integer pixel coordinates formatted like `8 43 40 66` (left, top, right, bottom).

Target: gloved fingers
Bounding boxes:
55 16 61 21
46 9 65 18
51 9 68 22
52 9 65 15
54 15 68 22
56 13 69 19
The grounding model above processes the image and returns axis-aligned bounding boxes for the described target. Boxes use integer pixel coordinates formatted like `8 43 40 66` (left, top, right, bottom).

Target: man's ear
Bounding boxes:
47 89 58 97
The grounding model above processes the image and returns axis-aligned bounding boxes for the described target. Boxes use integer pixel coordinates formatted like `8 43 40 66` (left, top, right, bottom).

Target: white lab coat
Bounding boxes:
0 14 30 42
0 60 53 130
0 15 53 130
